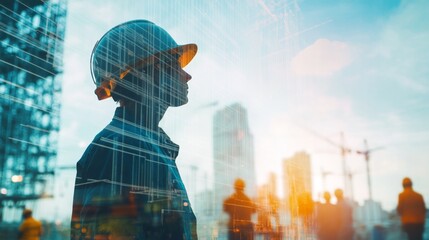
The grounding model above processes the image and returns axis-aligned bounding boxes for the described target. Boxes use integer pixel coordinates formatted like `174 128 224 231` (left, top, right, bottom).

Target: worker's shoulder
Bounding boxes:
414 190 425 200
401 189 424 199
223 195 235 203
25 217 42 226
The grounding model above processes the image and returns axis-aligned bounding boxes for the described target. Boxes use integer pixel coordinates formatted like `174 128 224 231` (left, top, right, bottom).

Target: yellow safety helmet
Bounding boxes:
234 178 246 191
402 177 412 188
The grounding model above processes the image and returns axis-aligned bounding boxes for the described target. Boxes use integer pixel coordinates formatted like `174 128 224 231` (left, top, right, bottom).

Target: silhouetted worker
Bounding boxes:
316 192 337 240
334 189 354 240
397 177 426 240
71 20 198 239
223 178 257 240
18 209 42 240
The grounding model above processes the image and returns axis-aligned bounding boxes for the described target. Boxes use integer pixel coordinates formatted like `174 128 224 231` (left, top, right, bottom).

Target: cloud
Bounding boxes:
291 39 353 77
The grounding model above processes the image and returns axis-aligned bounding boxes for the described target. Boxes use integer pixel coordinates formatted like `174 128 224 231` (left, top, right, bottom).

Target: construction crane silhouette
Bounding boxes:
355 139 384 201
303 128 353 199
346 170 361 203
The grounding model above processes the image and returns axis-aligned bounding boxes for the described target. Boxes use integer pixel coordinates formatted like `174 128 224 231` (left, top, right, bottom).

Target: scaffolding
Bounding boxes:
0 0 67 222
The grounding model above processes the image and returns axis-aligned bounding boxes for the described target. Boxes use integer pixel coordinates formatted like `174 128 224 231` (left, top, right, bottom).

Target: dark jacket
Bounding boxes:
71 107 197 239
397 188 426 225
223 191 256 230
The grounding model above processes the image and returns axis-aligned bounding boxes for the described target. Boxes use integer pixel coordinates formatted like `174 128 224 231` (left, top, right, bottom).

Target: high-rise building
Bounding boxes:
283 151 312 217
0 0 67 222
212 103 256 237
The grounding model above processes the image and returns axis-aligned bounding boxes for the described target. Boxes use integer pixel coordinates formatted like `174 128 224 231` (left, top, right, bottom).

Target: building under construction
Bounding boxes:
0 0 67 222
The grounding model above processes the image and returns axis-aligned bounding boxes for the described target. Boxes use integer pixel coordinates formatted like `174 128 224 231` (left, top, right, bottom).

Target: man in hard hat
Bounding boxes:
18 209 42 240
397 177 426 240
71 20 198 239
223 178 256 240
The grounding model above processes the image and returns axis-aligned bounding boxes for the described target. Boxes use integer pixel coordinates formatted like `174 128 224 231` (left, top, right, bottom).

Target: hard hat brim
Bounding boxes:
94 43 198 100
121 43 198 78
172 43 198 68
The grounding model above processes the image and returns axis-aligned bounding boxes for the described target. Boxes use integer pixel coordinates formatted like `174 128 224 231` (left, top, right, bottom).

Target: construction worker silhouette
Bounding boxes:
18 209 42 240
223 178 256 240
71 20 198 240
397 177 426 240
334 189 354 240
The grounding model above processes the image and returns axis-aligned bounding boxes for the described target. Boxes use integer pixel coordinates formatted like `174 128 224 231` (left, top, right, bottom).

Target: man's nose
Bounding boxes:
180 69 192 83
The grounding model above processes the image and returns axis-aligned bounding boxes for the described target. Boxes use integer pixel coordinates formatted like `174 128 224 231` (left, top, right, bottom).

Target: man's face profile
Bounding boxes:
112 53 192 107
156 54 192 107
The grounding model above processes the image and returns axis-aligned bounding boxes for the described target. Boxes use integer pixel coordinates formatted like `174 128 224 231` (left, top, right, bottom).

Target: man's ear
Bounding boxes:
95 79 117 100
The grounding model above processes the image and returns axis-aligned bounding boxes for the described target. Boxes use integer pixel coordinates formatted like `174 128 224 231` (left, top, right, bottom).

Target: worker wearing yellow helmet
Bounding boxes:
397 177 426 240
71 20 198 239
223 178 256 240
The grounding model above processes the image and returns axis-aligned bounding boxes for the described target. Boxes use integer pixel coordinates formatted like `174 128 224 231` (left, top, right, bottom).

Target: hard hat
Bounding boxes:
334 188 344 199
234 178 246 191
323 191 331 200
402 177 412 187
22 209 32 217
90 19 198 100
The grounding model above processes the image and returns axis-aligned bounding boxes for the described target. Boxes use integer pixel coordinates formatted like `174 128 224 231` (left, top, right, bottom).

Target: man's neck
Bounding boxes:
120 101 168 129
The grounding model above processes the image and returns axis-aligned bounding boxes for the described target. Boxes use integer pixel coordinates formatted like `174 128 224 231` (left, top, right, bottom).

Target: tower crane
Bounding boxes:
303 128 353 199
355 139 384 201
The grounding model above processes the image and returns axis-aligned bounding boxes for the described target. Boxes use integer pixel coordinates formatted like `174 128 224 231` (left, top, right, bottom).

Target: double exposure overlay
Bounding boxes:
1 0 428 239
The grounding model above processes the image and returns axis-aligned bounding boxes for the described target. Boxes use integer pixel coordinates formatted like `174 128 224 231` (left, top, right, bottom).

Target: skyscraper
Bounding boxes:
0 0 67 221
213 103 256 237
283 151 312 217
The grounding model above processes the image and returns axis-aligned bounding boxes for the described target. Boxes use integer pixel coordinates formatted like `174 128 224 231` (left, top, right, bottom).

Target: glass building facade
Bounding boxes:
0 0 67 222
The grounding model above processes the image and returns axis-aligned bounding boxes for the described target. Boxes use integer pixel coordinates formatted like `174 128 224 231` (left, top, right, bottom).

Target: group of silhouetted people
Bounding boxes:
221 180 352 240
316 189 354 240
222 177 426 240
13 175 426 240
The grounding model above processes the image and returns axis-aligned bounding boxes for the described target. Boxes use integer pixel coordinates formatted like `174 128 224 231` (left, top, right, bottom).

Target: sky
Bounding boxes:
45 0 429 221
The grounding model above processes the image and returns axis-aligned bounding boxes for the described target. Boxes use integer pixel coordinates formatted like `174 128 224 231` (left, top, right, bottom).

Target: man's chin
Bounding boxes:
169 98 188 107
